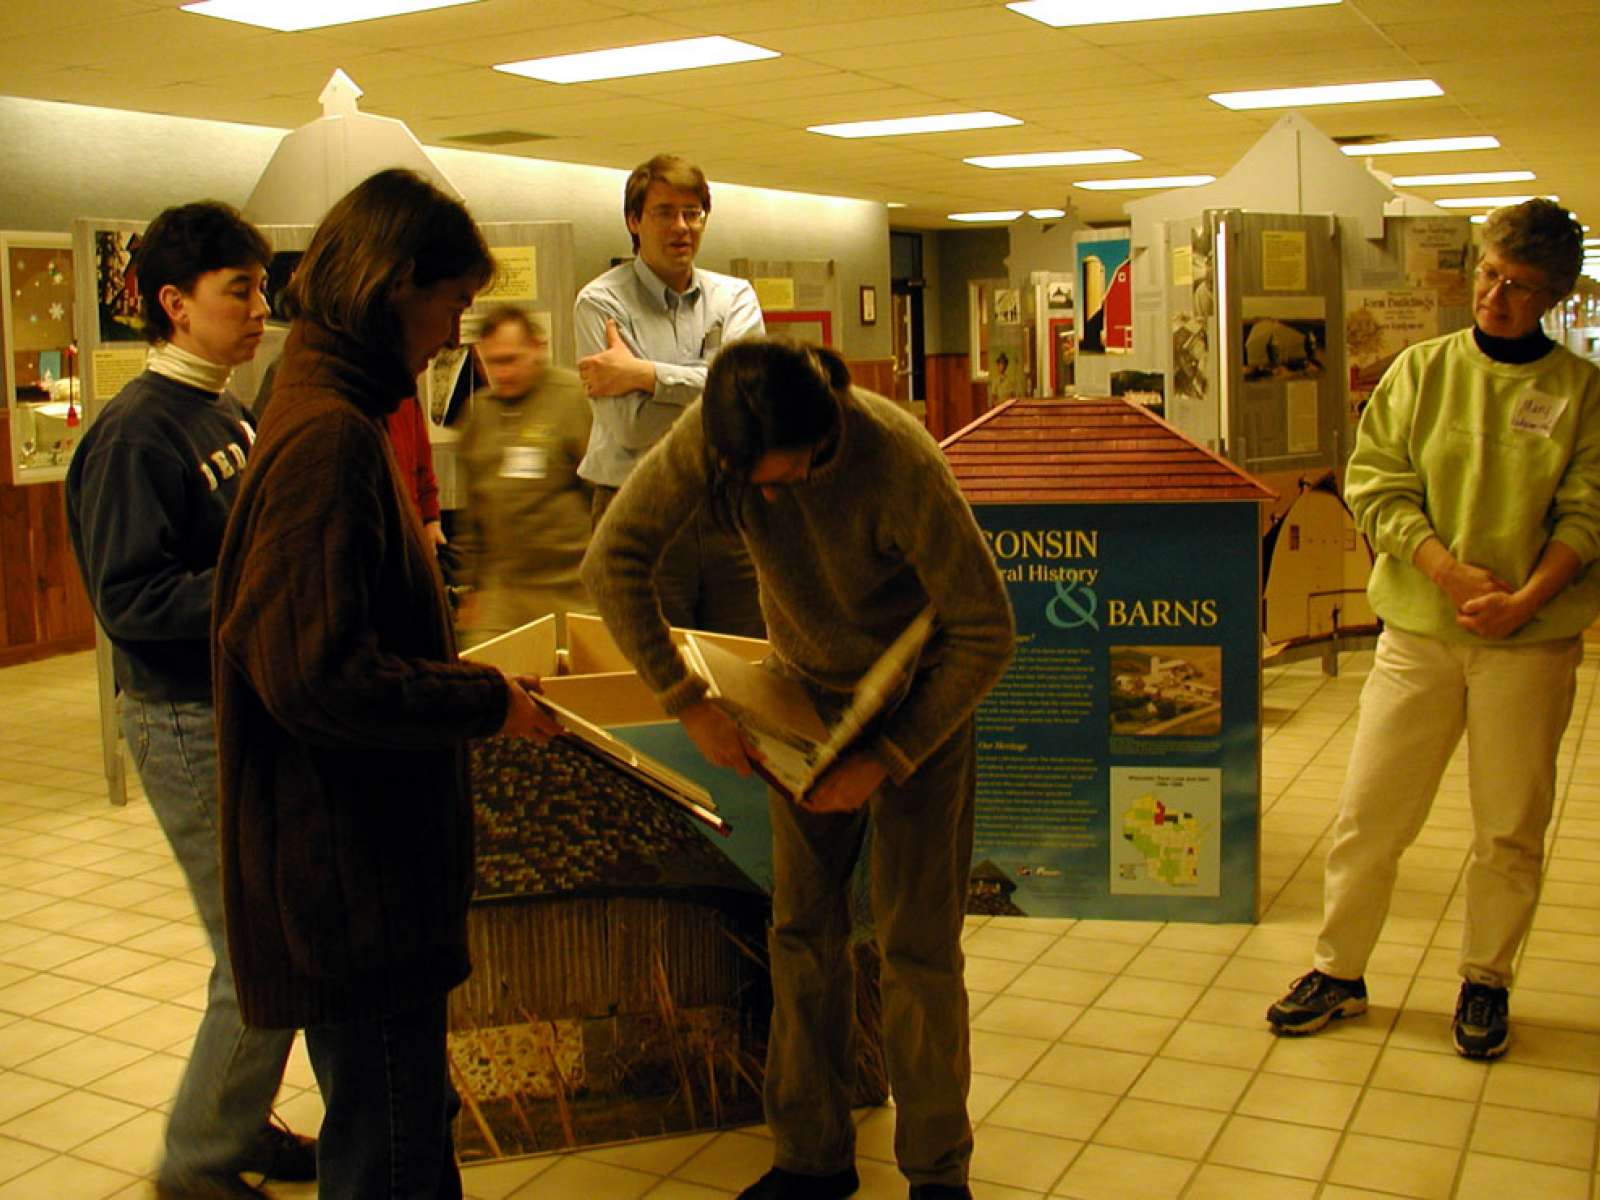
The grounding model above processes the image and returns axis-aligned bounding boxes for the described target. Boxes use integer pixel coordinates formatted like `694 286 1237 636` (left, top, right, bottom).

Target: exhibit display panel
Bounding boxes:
944 397 1273 923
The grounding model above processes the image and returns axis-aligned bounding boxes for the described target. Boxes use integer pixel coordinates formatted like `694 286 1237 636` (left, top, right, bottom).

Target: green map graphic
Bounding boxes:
1122 793 1204 886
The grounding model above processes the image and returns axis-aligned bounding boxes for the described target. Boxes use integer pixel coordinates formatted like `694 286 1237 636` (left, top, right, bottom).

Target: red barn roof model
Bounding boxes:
941 396 1276 506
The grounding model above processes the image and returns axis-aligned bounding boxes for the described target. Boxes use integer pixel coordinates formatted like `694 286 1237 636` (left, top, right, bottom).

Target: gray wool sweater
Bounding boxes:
580 386 1014 784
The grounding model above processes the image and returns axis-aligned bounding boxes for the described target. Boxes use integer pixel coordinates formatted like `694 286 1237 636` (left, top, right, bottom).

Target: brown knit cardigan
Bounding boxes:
212 321 508 1029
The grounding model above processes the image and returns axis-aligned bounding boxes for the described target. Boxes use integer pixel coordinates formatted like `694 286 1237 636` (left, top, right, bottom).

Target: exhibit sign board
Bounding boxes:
970 500 1261 922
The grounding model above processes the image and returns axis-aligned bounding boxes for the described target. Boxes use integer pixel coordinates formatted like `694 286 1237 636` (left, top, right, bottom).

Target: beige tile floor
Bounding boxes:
3 647 1600 1199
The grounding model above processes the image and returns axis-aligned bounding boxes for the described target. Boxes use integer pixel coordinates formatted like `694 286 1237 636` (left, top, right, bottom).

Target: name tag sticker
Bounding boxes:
1510 389 1567 437
500 445 548 479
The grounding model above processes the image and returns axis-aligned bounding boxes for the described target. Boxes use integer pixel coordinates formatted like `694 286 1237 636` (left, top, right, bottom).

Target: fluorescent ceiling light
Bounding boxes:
1029 208 1068 219
949 210 1024 222
1432 194 1547 208
966 150 1140 169
1583 237 1600 246
1341 136 1500 156
1391 170 1534 187
1470 215 1487 224
1074 175 1215 190
496 36 778 84
809 111 1021 139
886 202 908 209
181 0 480 31
1210 79 1442 110
1009 0 1336 26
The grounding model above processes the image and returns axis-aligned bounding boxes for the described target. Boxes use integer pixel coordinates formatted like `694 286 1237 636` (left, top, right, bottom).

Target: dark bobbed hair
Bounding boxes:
478 305 545 342
623 154 711 252
281 168 493 357
1483 198 1584 300
134 202 271 345
702 337 848 524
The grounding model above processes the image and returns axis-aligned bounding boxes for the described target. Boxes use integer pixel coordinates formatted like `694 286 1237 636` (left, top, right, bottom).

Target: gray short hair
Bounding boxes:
1482 198 1583 300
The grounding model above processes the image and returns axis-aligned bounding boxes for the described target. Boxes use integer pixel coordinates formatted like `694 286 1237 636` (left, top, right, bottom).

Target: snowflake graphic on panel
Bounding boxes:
49 303 64 320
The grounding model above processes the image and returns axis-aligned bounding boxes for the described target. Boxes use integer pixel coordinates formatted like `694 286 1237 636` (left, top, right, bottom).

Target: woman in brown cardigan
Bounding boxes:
211 168 557 1199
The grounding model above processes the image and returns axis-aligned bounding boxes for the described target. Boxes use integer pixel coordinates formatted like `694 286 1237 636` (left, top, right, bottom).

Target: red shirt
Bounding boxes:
384 396 441 523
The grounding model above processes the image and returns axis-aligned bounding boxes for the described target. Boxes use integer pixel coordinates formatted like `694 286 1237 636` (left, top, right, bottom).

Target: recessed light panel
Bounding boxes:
810 112 1022 139
496 36 778 84
966 150 1141 169
1340 136 1500 156
1009 0 1337 26
1431 194 1543 208
1210 79 1443 110
181 0 481 32
1029 208 1068 219
949 210 1024 222
1073 175 1215 190
1391 171 1534 187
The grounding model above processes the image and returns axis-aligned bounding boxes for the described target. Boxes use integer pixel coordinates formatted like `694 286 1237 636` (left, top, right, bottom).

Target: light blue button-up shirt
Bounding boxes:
574 256 764 487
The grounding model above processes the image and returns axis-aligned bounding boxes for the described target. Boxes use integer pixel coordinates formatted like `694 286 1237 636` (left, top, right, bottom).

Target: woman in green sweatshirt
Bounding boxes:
581 338 1013 1200
1268 199 1600 1061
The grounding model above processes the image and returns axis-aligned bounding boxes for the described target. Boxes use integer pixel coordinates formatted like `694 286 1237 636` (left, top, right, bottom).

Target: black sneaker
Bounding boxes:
1453 981 1510 1059
1266 969 1368 1035
738 1166 859 1200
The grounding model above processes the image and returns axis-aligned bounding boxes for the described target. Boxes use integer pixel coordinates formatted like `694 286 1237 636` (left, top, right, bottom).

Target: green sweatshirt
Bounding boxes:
1346 327 1600 643
580 387 1015 784
455 366 594 634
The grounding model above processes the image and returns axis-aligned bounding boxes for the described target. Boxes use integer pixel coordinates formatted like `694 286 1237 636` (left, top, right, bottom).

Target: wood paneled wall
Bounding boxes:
0 414 96 666
923 353 989 442
844 358 896 398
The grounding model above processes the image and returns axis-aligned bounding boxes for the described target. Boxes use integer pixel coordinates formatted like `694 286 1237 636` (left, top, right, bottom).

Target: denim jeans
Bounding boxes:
304 995 463 1200
120 696 295 1184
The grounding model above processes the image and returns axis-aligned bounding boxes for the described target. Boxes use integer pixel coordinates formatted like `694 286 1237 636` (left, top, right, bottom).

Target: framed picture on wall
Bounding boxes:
859 285 877 325
763 309 834 348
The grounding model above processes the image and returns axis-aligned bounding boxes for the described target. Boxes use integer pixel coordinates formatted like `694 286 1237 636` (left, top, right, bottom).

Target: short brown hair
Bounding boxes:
1482 198 1584 300
282 168 493 358
134 202 271 345
478 306 545 342
623 154 711 251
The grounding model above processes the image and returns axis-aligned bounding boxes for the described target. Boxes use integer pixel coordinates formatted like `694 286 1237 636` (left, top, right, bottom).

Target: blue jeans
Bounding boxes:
120 697 295 1184
304 995 462 1200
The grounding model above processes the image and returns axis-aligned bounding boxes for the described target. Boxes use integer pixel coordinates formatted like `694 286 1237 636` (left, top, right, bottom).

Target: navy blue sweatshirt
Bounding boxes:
66 370 255 701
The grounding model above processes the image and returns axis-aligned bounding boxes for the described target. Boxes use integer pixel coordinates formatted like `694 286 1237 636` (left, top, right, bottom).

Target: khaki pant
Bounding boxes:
591 484 764 638
1316 627 1582 988
764 716 976 1189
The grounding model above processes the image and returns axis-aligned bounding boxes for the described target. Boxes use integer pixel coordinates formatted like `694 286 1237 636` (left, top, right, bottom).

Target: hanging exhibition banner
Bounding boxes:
1076 237 1132 355
969 501 1261 922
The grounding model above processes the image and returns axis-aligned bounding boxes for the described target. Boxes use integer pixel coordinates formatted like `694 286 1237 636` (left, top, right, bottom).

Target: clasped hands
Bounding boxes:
1439 561 1534 640
678 699 886 814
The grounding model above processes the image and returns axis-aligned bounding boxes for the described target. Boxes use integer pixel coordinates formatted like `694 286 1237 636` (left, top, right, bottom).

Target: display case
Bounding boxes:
1 232 81 485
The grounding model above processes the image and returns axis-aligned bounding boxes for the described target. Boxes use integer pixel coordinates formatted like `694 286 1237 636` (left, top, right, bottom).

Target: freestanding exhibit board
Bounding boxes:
943 396 1274 922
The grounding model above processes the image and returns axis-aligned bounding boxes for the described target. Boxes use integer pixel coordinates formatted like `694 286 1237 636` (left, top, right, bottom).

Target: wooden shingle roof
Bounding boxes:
941 396 1276 505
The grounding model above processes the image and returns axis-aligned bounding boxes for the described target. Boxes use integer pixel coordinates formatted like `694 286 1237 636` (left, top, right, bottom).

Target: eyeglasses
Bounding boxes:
644 205 707 227
1474 262 1548 301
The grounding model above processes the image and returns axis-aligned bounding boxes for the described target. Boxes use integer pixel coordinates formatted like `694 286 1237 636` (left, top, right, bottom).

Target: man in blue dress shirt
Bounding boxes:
574 153 766 635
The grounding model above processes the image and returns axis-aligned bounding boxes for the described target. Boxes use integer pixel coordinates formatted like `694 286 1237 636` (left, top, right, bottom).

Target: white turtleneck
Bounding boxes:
146 341 232 394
